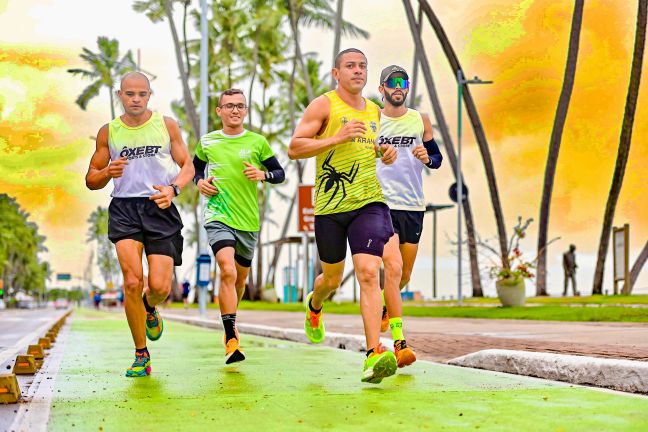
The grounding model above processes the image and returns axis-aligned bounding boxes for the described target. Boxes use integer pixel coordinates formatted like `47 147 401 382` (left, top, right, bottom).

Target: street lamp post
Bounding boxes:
197 0 210 317
456 70 492 305
425 204 454 298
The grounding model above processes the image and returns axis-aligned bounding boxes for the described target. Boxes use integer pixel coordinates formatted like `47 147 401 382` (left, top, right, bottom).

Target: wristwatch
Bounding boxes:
170 183 181 196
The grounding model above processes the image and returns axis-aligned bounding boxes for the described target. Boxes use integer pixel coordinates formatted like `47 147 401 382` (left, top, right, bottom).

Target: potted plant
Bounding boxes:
484 218 536 307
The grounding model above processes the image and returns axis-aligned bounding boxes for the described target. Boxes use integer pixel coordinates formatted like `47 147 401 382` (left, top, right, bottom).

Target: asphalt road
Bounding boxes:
0 307 65 432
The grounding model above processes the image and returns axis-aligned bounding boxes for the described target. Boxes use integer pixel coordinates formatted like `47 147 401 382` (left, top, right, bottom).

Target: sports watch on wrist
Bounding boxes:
170 183 181 196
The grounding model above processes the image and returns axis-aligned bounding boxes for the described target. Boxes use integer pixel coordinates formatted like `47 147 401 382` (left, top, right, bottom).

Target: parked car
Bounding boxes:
53 298 69 309
101 291 119 307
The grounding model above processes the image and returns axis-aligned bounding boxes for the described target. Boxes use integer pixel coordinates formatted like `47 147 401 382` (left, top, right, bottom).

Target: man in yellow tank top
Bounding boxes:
289 48 399 384
85 72 194 378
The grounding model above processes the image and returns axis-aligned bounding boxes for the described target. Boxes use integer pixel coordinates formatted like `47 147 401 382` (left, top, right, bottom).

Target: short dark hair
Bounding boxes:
334 48 367 69
218 88 246 105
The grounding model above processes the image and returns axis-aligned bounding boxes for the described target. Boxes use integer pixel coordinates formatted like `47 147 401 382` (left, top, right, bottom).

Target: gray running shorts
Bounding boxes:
204 221 258 267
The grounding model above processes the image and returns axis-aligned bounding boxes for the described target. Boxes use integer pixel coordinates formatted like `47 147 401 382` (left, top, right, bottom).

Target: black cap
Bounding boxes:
380 65 409 84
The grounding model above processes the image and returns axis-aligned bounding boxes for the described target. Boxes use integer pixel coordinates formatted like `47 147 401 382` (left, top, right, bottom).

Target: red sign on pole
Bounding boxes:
298 184 315 232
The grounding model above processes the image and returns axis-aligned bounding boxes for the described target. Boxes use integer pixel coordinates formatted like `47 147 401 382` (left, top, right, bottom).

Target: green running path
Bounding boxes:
49 309 648 431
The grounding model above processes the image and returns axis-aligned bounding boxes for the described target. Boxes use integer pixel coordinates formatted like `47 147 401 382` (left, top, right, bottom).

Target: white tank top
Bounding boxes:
108 112 179 198
376 109 426 211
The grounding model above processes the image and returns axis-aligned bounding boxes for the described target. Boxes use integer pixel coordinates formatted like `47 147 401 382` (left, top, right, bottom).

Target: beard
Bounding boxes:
384 91 407 107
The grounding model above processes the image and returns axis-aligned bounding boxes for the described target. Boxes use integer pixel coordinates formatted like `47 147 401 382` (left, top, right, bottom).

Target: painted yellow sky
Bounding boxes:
1 0 646 295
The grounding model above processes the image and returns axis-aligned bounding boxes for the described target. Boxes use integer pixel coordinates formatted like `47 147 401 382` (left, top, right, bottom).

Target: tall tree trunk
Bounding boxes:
409 3 422 109
536 0 584 296
255 186 267 300
248 33 260 129
593 0 647 294
109 87 115 119
182 0 191 76
163 0 200 140
331 0 344 89
418 0 509 270
626 240 648 293
403 0 483 296
266 56 303 286
288 0 315 101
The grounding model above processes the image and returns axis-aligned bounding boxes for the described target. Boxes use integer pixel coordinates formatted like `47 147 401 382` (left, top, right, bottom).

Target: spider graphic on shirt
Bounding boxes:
317 150 360 210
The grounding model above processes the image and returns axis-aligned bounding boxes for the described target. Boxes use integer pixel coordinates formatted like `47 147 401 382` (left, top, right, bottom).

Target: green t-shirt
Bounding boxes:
195 129 274 231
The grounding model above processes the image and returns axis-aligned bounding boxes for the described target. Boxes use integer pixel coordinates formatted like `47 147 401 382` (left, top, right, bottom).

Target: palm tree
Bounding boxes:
409 3 423 109
593 0 647 294
627 240 648 293
402 0 483 296
330 0 344 89
535 0 585 296
133 0 200 140
86 207 119 289
67 36 136 118
263 1 369 289
417 0 510 272
286 0 369 101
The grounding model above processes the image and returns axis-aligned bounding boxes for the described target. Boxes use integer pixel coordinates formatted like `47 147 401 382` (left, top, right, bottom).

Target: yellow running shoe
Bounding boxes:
361 343 397 384
394 339 417 368
304 292 325 343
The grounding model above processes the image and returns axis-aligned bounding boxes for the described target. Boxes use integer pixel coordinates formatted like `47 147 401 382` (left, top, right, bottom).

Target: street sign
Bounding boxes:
612 224 629 295
449 182 469 203
298 184 315 232
196 254 211 287
56 273 71 281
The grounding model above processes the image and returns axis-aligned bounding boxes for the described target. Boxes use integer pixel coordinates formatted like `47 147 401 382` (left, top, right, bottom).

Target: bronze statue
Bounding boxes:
563 244 580 296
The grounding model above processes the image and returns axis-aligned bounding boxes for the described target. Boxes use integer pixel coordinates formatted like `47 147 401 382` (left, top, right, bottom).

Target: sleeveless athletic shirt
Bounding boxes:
108 112 179 198
314 90 384 215
376 109 426 211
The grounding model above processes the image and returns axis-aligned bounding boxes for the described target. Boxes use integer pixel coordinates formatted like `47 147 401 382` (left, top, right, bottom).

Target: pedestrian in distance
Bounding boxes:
85 71 194 377
182 279 191 309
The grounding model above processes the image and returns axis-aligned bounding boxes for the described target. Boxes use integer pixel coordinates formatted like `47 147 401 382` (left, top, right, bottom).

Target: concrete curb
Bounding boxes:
448 349 648 394
164 313 394 352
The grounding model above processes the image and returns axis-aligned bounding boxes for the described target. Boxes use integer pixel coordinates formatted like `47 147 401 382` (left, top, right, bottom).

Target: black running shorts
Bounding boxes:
390 210 424 244
108 198 184 266
314 202 394 264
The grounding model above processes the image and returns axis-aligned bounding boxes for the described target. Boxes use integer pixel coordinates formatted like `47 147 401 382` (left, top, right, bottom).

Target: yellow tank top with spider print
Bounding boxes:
314 90 384 215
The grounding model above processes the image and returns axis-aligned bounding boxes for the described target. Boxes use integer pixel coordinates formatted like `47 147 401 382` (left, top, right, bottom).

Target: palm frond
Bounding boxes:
75 80 103 110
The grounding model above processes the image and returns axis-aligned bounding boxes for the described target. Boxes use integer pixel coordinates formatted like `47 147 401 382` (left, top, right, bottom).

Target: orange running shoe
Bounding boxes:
222 328 240 347
380 306 390 333
225 337 245 364
394 339 417 368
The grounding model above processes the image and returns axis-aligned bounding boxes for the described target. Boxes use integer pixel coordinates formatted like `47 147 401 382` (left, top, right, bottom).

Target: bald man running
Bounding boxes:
85 72 194 377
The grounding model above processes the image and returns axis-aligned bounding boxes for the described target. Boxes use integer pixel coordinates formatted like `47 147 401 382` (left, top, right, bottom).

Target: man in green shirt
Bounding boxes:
193 88 285 364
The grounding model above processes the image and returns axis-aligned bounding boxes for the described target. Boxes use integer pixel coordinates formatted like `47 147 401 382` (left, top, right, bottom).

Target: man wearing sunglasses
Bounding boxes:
376 65 443 368
289 48 399 384
193 88 285 364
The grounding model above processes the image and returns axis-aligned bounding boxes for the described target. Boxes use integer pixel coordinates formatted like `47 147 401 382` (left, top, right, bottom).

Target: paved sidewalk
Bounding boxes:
46 309 648 431
162 307 648 362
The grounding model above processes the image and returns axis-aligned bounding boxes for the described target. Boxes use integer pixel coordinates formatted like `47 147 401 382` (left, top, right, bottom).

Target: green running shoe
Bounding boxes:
125 354 151 378
304 292 325 344
145 309 164 341
361 344 397 384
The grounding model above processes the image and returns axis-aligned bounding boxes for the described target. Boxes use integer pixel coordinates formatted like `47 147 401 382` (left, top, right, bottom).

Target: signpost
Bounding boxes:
425 203 454 298
612 224 629 295
298 185 315 296
196 254 211 315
